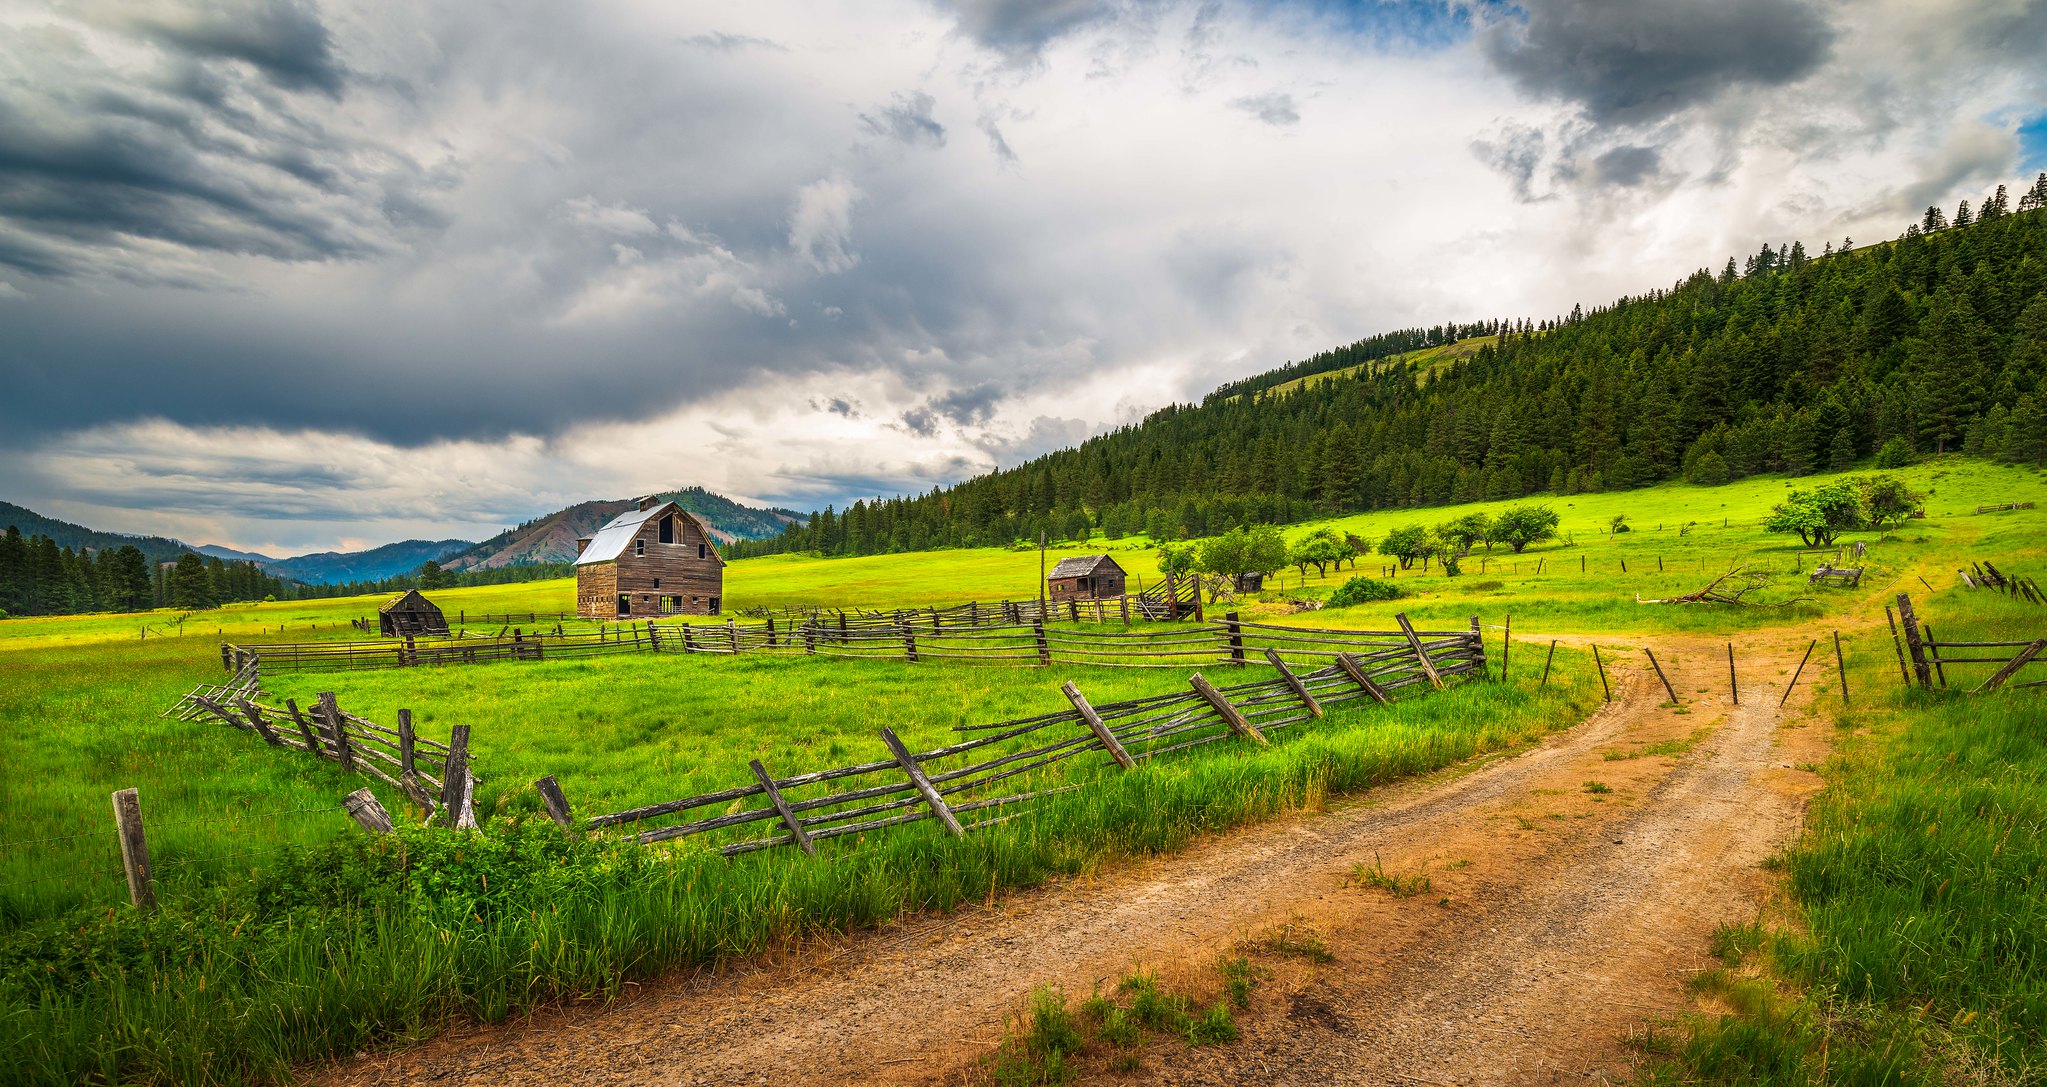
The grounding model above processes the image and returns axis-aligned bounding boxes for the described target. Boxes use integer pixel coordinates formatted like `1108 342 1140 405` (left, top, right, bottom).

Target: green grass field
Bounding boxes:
2 456 2044 1084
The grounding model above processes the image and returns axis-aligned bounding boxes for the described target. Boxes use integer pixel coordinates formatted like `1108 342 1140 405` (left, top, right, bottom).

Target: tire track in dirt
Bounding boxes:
317 631 1831 1087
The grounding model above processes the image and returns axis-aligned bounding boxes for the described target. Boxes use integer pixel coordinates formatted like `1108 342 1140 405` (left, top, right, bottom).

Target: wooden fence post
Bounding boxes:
1883 605 1910 687
1540 640 1557 688
533 776 575 829
1189 673 1267 744
234 699 285 746
1895 594 1932 688
748 760 816 855
1592 644 1611 701
1033 618 1049 666
1393 613 1444 689
803 621 816 655
1780 640 1817 708
903 624 919 663
342 788 393 834
285 698 321 755
1832 631 1850 703
1264 648 1322 717
317 692 354 771
1335 652 1392 704
440 725 473 829
1061 682 1135 769
1923 622 1949 688
219 643 232 671
1727 644 1739 705
1469 615 1488 678
1500 613 1510 680
396 708 416 777
1224 611 1245 664
879 727 964 836
767 617 777 648
1644 648 1678 704
111 787 155 911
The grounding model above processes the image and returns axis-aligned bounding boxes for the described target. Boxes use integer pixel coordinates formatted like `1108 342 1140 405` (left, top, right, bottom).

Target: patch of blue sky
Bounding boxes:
2019 114 2047 171
1250 0 1501 52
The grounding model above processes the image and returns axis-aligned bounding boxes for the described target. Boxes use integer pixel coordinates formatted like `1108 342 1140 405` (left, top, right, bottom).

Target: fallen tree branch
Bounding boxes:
1638 564 1813 607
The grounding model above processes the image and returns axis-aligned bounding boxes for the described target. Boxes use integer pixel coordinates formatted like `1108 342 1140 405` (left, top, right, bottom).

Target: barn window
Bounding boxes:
652 578 660 589
659 515 674 544
697 542 706 559
634 539 645 557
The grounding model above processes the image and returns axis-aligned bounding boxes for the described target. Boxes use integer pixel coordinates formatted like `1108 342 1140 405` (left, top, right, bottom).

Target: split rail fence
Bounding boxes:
1888 593 2047 694
222 612 1482 678
560 614 1485 857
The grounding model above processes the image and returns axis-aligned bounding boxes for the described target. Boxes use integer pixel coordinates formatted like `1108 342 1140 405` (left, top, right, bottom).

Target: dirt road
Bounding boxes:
320 631 1832 1087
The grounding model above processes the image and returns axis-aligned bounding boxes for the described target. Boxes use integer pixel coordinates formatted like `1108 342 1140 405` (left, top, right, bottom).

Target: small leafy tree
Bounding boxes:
1378 525 1435 569
1493 506 1561 553
1194 525 1288 583
1858 475 1923 533
1874 437 1915 468
1763 481 1863 546
1608 513 1630 536
1156 543 1197 579
1288 527 1351 578
1435 513 1492 554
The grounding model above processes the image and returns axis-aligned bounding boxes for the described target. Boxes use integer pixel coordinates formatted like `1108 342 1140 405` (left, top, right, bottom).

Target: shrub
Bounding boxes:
1493 505 1561 552
1687 452 1731 485
1874 436 1915 468
1325 577 1407 608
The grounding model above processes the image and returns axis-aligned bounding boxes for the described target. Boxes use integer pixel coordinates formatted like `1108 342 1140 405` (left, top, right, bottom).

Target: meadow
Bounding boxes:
2 456 2043 1084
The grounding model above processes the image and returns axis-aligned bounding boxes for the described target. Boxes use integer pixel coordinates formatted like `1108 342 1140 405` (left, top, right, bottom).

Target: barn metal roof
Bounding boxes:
1048 554 1121 579
575 501 724 566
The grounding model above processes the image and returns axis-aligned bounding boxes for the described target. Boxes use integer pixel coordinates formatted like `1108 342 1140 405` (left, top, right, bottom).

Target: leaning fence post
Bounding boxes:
1780 640 1818 708
1727 644 1739 705
1975 640 2046 693
111 788 155 911
1189 672 1268 744
234 699 285 746
1832 630 1850 703
1393 613 1445 689
1335 652 1393 704
879 727 964 836
1264 648 1322 718
1061 682 1135 769
285 698 321 755
1592 644 1611 701
316 692 354 771
1644 648 1678 704
748 761 815 854
1895 594 1932 688
342 788 394 834
440 725 473 829
1540 639 1558 688
1884 605 1910 688
396 708 417 777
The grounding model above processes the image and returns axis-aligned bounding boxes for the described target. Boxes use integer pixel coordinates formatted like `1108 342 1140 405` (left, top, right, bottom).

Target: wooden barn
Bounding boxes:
1046 554 1126 601
575 497 725 619
379 589 448 637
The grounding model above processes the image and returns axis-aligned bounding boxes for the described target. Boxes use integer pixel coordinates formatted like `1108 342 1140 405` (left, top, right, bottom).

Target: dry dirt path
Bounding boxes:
319 629 1834 1087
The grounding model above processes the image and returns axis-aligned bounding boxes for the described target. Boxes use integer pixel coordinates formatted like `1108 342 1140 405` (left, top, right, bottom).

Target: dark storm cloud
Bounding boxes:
932 383 1002 425
935 0 1117 55
0 1 432 280
1230 92 1299 127
1478 0 1834 125
121 0 349 97
1592 144 1660 187
860 92 947 147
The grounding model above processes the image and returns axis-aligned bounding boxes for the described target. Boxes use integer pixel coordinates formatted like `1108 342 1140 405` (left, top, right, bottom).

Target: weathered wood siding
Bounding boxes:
1048 562 1126 601
576 509 725 618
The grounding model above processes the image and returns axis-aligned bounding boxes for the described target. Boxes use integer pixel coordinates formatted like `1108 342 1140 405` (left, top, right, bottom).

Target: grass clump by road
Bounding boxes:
983 968 1247 1084
1642 588 2047 1085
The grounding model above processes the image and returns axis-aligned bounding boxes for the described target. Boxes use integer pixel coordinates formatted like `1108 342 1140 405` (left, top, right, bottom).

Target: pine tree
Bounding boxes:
1954 199 1974 228
1923 205 1949 232
1912 291 1988 454
170 553 215 609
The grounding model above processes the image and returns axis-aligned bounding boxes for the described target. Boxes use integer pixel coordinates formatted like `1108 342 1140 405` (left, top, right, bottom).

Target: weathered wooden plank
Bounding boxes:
1265 648 1322 717
440 724 473 829
317 692 355 771
1333 652 1392 704
1188 672 1267 745
1896 594 1932 688
749 759 817 855
342 788 394 834
111 788 154 911
234 698 286 746
1644 648 1679 704
284 698 322 754
534 775 574 829
1061 681 1136 769
1975 640 2046 693
880 727 965 836
1393 613 1444 689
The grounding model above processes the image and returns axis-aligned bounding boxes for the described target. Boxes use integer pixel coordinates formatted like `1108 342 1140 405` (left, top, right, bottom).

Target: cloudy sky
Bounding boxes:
2 0 2043 554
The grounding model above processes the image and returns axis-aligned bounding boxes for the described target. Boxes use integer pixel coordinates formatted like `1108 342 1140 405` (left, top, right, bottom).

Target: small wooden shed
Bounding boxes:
379 589 447 637
1047 554 1126 601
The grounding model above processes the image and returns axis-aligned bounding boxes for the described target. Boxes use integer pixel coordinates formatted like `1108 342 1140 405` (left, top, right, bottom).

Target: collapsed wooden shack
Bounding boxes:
379 590 448 637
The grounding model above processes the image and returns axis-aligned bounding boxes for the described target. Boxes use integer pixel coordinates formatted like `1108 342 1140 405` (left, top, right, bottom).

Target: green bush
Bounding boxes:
1875 436 1916 468
1325 577 1408 608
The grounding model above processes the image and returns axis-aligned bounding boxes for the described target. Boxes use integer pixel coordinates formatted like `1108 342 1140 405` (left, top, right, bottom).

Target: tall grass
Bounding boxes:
0 669 1592 1086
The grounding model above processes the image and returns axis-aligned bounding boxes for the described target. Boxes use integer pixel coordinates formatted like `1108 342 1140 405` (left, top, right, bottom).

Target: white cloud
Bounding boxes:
788 172 863 274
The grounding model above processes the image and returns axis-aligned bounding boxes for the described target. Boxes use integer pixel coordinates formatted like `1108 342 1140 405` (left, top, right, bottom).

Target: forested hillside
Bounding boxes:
735 175 2047 559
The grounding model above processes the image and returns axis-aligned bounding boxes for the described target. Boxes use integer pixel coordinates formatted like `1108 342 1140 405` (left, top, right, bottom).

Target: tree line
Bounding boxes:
0 530 290 618
729 174 2047 560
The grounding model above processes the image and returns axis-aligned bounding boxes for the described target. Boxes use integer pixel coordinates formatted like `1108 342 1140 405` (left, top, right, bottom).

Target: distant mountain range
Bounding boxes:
1 486 805 585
